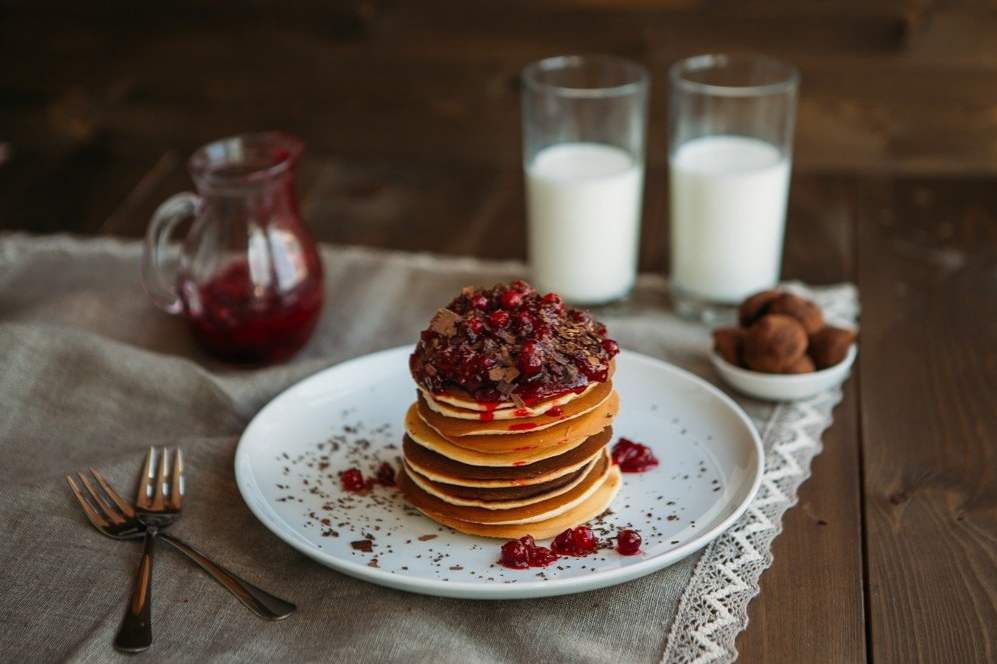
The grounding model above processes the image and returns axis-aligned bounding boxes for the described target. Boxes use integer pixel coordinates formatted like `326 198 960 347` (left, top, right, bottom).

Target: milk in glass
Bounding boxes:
669 135 790 303
527 142 644 303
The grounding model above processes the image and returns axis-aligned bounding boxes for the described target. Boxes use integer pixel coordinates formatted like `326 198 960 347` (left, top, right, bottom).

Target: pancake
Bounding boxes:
422 360 615 412
398 451 610 525
407 394 617 458
407 466 622 539
402 427 612 485
407 462 589 500
417 380 613 436
409 392 620 461
421 383 598 420
404 453 599 509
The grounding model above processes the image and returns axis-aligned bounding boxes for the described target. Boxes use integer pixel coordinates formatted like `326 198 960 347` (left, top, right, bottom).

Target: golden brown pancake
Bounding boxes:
407 462 589 500
421 383 598 420
407 466 622 539
413 391 619 454
404 454 598 509
417 380 613 436
402 427 612 485
398 452 610 525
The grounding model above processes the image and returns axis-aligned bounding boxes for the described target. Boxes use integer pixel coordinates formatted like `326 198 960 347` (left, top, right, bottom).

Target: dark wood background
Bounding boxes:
2 2 995 663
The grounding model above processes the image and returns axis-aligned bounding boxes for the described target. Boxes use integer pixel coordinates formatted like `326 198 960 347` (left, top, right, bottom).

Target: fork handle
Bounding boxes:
158 533 296 620
114 529 155 652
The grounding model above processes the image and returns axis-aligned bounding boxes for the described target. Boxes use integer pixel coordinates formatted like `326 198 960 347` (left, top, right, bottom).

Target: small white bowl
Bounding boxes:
710 344 858 401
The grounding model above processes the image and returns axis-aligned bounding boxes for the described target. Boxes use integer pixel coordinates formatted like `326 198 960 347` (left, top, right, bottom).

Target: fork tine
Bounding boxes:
90 467 136 519
78 472 127 525
66 475 110 529
135 447 156 510
151 447 170 510
169 448 184 510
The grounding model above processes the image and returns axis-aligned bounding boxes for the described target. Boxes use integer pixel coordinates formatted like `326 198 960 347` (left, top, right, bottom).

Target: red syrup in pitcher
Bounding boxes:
181 259 323 364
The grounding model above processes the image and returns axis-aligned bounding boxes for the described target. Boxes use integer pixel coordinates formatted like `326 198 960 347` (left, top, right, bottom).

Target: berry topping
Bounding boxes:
499 539 529 569
500 290 524 310
498 534 559 569
551 526 598 556
611 437 660 473
339 467 365 492
617 529 642 555
411 281 619 405
488 309 510 328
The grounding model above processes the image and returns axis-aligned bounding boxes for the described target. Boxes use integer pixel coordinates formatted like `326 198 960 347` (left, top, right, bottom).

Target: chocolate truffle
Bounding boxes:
809 326 856 369
743 314 808 373
768 293 825 335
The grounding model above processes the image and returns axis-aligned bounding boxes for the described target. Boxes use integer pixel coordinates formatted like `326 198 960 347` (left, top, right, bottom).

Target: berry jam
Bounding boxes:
617 529 642 555
545 406 564 417
181 259 323 364
499 534 559 569
551 527 598 556
339 467 365 492
410 281 619 405
611 437 660 473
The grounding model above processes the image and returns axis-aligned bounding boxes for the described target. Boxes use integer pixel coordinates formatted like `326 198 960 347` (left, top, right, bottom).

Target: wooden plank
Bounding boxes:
857 176 997 664
735 174 866 664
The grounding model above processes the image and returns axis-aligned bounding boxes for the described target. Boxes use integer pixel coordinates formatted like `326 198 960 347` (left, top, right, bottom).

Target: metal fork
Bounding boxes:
66 448 296 651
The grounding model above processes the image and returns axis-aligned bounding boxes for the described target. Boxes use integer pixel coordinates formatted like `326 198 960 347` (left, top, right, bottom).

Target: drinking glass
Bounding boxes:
669 53 799 321
522 55 649 305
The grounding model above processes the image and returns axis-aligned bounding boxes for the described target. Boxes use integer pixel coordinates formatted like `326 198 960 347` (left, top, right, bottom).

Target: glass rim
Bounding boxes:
522 54 649 99
670 53 799 97
189 131 304 186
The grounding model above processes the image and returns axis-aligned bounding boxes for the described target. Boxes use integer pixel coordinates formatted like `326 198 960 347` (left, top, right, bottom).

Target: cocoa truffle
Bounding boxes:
738 289 782 327
743 314 808 373
782 355 816 374
712 327 745 366
809 326 856 369
768 293 825 335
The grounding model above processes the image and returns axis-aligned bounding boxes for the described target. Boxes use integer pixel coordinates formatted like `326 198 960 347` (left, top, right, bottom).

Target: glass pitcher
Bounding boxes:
142 132 324 364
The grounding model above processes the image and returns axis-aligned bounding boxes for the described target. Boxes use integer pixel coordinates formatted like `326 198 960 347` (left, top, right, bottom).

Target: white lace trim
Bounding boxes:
662 284 859 664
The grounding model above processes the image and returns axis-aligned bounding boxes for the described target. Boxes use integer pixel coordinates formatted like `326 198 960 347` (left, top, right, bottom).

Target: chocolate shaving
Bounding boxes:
430 308 460 336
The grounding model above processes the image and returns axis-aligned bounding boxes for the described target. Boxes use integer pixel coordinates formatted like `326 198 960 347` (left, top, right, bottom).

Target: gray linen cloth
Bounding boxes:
0 235 856 664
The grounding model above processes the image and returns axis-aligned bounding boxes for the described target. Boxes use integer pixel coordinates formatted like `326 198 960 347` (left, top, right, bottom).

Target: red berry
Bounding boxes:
518 341 543 376
601 338 620 356
611 438 659 473
500 290 523 310
375 462 396 487
339 467 365 492
617 529 642 555
510 279 532 293
519 534 536 549
500 540 530 569
542 292 561 304
551 526 598 556
470 294 489 310
465 317 485 334
528 545 559 567
489 310 510 328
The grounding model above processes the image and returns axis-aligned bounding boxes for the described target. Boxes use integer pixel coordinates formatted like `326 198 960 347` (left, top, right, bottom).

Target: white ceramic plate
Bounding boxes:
710 344 857 402
235 346 763 599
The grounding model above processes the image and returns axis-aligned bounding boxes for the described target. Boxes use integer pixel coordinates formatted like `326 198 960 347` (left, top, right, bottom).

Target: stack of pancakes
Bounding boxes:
398 370 622 539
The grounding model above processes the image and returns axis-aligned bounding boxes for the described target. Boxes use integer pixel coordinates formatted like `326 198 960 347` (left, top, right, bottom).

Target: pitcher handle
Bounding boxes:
142 192 200 314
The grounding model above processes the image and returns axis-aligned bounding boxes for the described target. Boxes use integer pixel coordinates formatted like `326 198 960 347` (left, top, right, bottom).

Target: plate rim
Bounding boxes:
234 345 764 599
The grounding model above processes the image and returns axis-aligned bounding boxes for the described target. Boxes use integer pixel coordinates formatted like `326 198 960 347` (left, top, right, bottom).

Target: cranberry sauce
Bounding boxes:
499 535 559 569
616 529 642 555
611 437 659 473
551 527 598 556
181 259 323 364
410 280 619 405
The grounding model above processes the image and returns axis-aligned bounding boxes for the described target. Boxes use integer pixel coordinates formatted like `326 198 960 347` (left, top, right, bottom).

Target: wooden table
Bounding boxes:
2 3 995 662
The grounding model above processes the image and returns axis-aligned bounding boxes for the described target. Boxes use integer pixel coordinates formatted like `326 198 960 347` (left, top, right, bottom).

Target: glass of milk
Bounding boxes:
522 55 649 304
669 54 799 321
